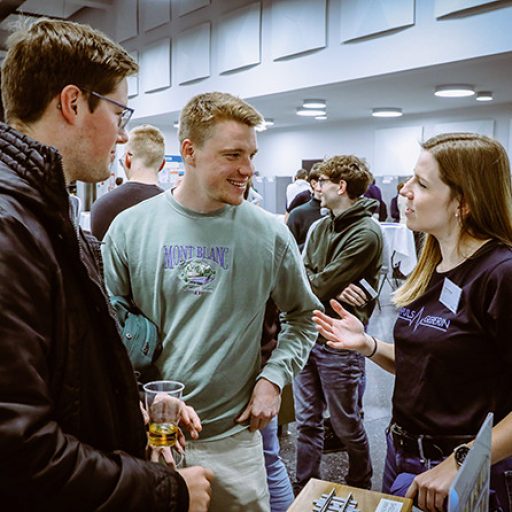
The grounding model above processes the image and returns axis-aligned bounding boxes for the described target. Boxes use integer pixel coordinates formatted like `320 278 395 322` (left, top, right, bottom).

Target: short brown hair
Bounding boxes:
308 164 322 183
127 125 165 169
2 18 138 124
178 92 263 147
317 155 373 199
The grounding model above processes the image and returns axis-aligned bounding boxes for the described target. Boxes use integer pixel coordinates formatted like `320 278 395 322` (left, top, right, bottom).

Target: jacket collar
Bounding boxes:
0 122 69 218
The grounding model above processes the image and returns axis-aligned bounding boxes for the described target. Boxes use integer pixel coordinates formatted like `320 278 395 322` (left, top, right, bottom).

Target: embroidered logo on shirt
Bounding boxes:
162 244 231 295
398 306 451 332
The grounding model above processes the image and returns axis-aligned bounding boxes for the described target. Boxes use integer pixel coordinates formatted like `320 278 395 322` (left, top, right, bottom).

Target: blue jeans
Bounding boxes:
294 343 372 489
383 431 512 511
261 417 294 512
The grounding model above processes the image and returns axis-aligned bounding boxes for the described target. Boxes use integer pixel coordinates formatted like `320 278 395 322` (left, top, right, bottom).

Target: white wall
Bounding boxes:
255 103 512 176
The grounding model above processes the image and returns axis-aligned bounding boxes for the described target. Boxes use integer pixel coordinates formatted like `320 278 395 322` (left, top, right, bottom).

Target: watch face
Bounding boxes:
454 444 471 467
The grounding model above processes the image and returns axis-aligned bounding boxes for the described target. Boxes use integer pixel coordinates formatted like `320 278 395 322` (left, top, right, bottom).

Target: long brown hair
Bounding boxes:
394 132 512 306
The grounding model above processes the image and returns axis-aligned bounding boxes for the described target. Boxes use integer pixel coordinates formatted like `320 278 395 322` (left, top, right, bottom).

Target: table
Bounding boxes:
288 478 413 512
379 223 417 277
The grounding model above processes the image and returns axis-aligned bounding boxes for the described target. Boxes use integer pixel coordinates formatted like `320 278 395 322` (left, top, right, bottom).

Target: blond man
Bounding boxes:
102 92 321 511
91 124 165 240
0 19 211 511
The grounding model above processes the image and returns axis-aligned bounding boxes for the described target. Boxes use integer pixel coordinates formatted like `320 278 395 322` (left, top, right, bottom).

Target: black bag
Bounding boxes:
110 295 162 382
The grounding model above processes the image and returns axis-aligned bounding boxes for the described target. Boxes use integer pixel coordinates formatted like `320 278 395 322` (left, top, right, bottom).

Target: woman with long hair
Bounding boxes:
314 133 512 511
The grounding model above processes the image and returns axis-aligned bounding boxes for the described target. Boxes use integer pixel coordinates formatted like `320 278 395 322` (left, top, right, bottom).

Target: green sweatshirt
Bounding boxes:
304 197 383 326
102 191 321 439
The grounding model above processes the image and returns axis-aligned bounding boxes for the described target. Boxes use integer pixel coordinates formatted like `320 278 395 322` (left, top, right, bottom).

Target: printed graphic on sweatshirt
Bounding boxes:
163 244 230 295
398 306 451 333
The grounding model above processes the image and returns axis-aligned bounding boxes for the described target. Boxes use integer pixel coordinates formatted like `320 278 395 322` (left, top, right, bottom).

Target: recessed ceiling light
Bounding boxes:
315 115 327 120
297 107 326 117
256 118 275 131
434 85 475 98
476 91 493 102
173 120 179 128
303 99 326 109
371 107 403 118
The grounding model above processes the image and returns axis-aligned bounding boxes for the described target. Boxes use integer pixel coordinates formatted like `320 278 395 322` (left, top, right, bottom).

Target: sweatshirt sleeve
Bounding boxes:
0 215 188 512
258 229 322 390
306 227 381 302
102 218 132 298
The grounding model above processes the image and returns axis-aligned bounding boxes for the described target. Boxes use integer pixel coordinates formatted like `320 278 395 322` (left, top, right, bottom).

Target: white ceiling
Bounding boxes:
3 1 512 130
137 51 512 130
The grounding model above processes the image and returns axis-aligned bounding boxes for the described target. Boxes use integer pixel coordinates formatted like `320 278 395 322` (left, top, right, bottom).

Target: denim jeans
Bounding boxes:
383 430 512 512
294 343 372 489
261 416 294 512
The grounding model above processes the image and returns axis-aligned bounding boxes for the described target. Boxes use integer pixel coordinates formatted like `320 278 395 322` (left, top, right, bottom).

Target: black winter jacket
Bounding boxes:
0 124 188 511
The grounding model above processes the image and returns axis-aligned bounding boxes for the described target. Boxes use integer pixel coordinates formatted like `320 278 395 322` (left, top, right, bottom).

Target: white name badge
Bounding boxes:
440 277 462 314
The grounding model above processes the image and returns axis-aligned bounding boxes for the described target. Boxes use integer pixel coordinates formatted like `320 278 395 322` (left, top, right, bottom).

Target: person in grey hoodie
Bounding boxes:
294 155 383 494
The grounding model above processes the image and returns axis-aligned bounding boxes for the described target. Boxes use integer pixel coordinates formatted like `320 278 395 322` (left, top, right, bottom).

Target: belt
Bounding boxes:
390 423 473 460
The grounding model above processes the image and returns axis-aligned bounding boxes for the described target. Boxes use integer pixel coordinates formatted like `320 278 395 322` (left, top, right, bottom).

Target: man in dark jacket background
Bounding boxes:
0 18 211 511
286 165 326 251
293 155 383 494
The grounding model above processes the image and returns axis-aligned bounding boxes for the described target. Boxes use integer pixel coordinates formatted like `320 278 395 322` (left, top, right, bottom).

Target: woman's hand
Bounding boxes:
405 456 458 512
313 299 372 355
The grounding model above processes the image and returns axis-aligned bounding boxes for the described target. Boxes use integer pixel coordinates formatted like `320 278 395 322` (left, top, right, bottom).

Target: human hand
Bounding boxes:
178 466 214 512
236 378 281 431
405 456 458 512
337 283 368 307
142 397 202 464
313 299 371 355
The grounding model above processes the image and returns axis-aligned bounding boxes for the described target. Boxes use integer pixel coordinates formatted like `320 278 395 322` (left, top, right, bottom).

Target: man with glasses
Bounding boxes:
293 155 383 494
91 124 165 241
0 18 211 511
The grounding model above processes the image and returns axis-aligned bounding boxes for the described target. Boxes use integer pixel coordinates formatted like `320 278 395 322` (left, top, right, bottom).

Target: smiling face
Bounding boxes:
181 120 258 212
401 149 460 239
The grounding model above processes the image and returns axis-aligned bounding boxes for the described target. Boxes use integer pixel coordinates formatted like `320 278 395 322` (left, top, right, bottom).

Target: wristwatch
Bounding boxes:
453 444 471 468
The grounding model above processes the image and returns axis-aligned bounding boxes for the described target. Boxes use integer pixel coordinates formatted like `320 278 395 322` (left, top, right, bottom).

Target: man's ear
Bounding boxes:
338 179 347 196
124 152 132 170
58 85 83 125
181 139 195 166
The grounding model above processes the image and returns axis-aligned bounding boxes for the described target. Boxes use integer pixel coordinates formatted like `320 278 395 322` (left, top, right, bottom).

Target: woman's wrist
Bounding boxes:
364 334 378 358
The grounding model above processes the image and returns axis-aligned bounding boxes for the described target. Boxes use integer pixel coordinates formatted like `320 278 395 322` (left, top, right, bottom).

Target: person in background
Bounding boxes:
102 91 321 512
286 165 325 251
293 155 382 494
259 301 295 512
390 181 407 224
0 18 211 511
314 133 512 512
243 182 294 511
364 179 388 221
286 166 319 214
91 124 165 240
286 168 310 208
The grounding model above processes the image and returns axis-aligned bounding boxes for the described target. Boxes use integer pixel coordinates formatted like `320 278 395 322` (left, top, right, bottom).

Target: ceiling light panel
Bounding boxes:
371 107 403 118
434 85 475 97
303 99 326 109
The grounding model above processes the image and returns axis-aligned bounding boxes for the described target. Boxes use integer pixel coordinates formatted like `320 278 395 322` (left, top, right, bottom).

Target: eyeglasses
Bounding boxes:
84 89 134 129
317 177 336 187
